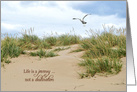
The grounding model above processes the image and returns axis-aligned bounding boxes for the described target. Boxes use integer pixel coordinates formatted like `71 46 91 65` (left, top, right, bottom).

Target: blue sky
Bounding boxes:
1 1 126 38
72 1 126 18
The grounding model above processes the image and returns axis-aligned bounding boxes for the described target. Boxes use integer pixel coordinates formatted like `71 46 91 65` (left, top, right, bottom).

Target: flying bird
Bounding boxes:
73 14 91 24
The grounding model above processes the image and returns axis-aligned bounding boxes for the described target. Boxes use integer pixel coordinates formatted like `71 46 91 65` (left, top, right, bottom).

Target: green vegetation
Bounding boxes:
79 57 122 78
79 26 126 78
1 36 22 63
1 26 126 78
57 34 80 46
54 47 70 52
44 37 57 46
43 34 80 46
30 49 58 58
45 51 58 57
5 59 11 64
70 48 84 53
1 28 80 63
18 28 51 50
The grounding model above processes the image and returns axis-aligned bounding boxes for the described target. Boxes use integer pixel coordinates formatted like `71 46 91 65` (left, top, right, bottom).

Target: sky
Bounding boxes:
1 1 126 38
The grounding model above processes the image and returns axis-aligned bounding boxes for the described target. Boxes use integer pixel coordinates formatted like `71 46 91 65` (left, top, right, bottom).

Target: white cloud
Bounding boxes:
1 1 126 38
1 23 22 30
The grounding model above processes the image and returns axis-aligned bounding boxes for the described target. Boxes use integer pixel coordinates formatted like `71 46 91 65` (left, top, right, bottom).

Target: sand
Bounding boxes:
1 44 126 91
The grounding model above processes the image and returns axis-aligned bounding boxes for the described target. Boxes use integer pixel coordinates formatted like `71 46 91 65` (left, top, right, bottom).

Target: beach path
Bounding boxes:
1 44 126 91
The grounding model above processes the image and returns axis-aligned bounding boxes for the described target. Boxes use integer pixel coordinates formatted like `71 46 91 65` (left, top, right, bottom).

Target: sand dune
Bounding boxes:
1 44 126 91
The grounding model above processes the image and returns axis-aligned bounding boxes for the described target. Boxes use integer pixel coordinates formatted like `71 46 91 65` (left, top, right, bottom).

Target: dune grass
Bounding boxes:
43 34 81 46
30 49 58 58
1 28 80 63
79 57 122 78
1 26 126 77
1 36 22 63
78 26 126 78
18 28 51 50
70 48 84 53
57 34 81 46
53 47 70 52
44 36 57 46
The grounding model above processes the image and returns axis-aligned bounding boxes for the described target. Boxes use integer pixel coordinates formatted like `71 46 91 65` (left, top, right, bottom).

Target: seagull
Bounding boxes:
73 14 91 24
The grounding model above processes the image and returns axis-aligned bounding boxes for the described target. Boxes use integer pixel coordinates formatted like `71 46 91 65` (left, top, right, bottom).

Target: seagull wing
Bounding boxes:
73 18 82 23
73 18 81 20
82 14 90 21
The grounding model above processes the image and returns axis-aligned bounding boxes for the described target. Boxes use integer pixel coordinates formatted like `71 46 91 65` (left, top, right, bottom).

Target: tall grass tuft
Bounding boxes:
1 28 80 63
30 49 58 58
1 36 22 63
1 26 126 77
79 26 126 77
79 57 122 78
70 48 84 53
57 34 80 46
19 28 51 50
54 47 70 52
44 37 57 46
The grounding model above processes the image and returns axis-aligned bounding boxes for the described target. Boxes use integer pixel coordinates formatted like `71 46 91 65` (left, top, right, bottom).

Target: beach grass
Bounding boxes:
78 26 126 77
1 26 126 77
70 48 84 53
79 57 122 78
53 47 70 52
1 35 22 63
30 49 58 58
57 34 81 46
